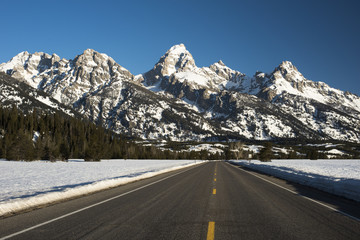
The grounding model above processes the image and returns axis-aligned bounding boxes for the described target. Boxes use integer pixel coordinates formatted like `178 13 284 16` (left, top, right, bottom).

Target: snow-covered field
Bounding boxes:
0 159 202 216
230 159 360 202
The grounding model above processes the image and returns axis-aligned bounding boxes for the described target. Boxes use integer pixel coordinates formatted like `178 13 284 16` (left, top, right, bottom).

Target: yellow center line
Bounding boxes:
213 189 216 195
214 178 216 182
207 221 215 240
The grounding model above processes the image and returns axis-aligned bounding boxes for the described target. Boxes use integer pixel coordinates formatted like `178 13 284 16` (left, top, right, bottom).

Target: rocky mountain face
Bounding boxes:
1 44 360 142
0 72 78 116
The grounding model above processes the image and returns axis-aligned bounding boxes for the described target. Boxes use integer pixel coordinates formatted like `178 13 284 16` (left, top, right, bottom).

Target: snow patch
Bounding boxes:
174 71 209 87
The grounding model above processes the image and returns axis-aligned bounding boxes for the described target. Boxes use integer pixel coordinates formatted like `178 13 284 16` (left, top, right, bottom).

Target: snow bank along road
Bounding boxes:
0 162 359 239
230 159 360 202
0 159 201 216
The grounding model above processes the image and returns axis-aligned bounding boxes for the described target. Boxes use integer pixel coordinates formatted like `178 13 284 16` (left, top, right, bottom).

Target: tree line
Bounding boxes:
0 105 223 161
1 105 357 161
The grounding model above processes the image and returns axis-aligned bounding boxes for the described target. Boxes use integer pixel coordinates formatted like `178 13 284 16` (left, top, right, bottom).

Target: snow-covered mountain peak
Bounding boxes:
272 61 306 83
0 51 30 72
0 51 60 88
217 60 225 66
11 51 31 61
0 49 135 106
210 60 232 71
74 49 116 66
83 48 96 54
167 43 187 55
274 61 301 76
79 49 112 60
278 61 297 70
142 44 197 86
161 44 196 75
257 61 360 114
1 51 61 68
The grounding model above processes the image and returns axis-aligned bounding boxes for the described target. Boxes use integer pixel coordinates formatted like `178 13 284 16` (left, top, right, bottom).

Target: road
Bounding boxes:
0 161 359 239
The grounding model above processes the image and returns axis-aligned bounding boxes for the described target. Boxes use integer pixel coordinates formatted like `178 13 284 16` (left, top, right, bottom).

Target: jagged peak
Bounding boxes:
281 60 293 66
148 44 196 77
8 51 31 62
83 48 97 55
7 51 60 64
209 60 240 75
210 60 228 70
79 49 106 59
276 61 298 72
16 51 30 57
0 51 32 70
73 49 118 67
271 60 305 83
78 49 112 59
163 44 194 62
167 43 187 55
217 60 225 66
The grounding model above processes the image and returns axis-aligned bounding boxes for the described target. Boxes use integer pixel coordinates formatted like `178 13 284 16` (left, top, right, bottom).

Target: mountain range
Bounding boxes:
1 44 359 143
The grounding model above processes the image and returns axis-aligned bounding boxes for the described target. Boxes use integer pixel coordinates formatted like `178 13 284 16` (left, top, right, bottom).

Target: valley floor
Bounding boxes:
1 162 359 239
1 159 359 218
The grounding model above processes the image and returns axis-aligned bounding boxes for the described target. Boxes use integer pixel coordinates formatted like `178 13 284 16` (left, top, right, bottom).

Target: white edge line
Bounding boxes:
0 163 204 240
227 162 360 222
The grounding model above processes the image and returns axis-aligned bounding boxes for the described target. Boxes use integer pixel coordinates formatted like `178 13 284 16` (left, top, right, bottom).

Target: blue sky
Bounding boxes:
1 0 359 95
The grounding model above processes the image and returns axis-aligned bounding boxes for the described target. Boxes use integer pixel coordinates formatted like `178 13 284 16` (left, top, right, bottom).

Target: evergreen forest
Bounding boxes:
0 106 222 161
1 105 358 161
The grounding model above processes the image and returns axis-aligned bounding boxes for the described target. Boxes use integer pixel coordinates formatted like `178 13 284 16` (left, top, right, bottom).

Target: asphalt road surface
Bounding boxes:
1 161 359 240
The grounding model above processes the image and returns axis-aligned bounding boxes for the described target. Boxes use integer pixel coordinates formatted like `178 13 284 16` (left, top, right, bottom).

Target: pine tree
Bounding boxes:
307 149 319 160
7 131 35 161
259 142 273 162
0 138 3 158
287 150 297 159
59 142 70 161
224 146 232 160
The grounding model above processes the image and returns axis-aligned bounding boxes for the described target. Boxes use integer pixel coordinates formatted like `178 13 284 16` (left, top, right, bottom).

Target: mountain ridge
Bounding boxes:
1 44 359 142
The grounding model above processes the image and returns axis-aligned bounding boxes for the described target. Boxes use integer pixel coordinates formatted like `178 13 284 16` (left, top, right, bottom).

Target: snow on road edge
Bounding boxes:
229 160 360 202
0 161 203 217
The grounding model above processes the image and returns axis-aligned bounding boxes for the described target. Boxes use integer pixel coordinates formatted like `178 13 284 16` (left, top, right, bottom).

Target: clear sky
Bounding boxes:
1 0 359 95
